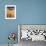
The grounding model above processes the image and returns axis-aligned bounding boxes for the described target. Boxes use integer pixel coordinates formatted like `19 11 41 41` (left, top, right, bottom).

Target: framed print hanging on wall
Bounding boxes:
5 5 16 19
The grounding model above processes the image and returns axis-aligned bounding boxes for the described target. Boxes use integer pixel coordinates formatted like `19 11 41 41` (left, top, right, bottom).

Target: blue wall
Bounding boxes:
0 0 46 44
17 0 46 24
0 0 17 44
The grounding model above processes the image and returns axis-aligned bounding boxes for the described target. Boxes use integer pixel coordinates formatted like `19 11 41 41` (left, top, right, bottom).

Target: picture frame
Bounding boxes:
18 24 46 42
5 5 16 19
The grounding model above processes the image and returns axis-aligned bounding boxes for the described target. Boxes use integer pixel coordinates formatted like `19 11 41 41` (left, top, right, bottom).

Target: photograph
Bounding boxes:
18 24 46 46
5 5 16 19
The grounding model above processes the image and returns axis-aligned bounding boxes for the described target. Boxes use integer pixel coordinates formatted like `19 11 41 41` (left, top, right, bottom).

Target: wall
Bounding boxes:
0 0 17 44
0 0 46 44
17 0 46 24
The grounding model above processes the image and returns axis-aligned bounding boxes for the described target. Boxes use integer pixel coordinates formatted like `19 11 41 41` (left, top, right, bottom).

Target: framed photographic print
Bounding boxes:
5 5 16 19
18 24 46 42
